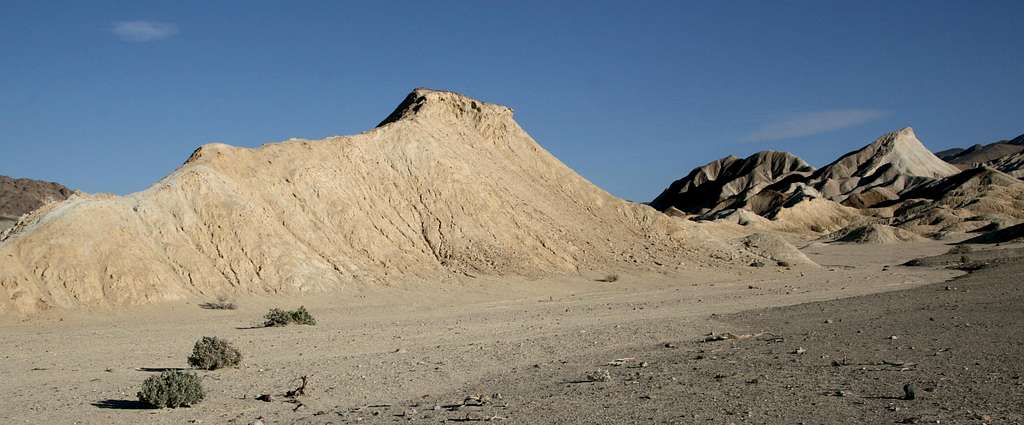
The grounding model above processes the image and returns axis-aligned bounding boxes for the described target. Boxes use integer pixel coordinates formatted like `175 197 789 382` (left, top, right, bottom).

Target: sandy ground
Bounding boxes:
0 241 965 424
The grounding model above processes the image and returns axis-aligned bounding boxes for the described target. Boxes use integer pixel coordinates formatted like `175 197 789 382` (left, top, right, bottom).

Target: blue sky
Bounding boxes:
2 1 1022 201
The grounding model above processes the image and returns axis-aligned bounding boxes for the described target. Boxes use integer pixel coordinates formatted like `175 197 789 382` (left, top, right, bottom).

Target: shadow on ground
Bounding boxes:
136 367 186 373
91 399 151 410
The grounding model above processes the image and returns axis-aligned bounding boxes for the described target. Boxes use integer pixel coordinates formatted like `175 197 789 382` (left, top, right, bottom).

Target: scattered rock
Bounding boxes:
606 357 636 366
585 369 612 382
701 332 771 343
903 383 917 400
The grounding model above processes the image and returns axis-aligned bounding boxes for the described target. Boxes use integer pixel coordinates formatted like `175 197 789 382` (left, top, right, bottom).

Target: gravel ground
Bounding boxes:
4 241 998 425
351 246 1024 424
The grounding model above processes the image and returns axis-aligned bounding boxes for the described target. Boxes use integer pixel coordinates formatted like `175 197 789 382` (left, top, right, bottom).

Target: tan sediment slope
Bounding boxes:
733 232 818 267
825 223 925 244
0 89 742 314
764 198 864 233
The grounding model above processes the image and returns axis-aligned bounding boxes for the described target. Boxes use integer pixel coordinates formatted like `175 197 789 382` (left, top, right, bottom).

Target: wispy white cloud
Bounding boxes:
112 21 178 42
745 109 886 143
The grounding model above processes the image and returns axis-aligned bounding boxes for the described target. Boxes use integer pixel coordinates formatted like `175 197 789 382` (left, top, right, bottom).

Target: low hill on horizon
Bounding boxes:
0 176 72 232
936 133 1024 177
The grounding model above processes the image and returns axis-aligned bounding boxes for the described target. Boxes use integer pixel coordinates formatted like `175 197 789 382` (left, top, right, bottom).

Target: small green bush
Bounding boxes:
263 306 317 327
137 370 204 408
187 336 242 370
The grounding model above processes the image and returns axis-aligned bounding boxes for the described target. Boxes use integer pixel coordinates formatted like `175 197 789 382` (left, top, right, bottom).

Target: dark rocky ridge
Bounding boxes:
0 176 72 228
649 151 813 215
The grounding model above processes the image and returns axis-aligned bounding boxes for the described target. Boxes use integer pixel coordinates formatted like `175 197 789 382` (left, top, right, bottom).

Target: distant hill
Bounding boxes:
0 176 72 231
652 127 1024 240
649 151 813 215
938 142 1024 168
935 132 1024 176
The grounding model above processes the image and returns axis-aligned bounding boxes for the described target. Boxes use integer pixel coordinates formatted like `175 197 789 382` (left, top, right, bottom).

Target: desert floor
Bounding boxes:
6 239 1021 424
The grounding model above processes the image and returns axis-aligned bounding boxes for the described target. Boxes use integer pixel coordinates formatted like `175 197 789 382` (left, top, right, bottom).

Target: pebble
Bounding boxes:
903 383 917 400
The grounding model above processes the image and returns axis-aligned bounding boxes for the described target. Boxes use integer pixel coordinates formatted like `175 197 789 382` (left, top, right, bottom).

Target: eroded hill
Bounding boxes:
652 127 1024 242
0 89 745 314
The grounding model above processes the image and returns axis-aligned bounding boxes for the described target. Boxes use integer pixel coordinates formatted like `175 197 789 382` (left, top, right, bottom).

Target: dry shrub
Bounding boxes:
199 296 237 310
187 336 242 370
263 306 317 327
137 370 204 408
